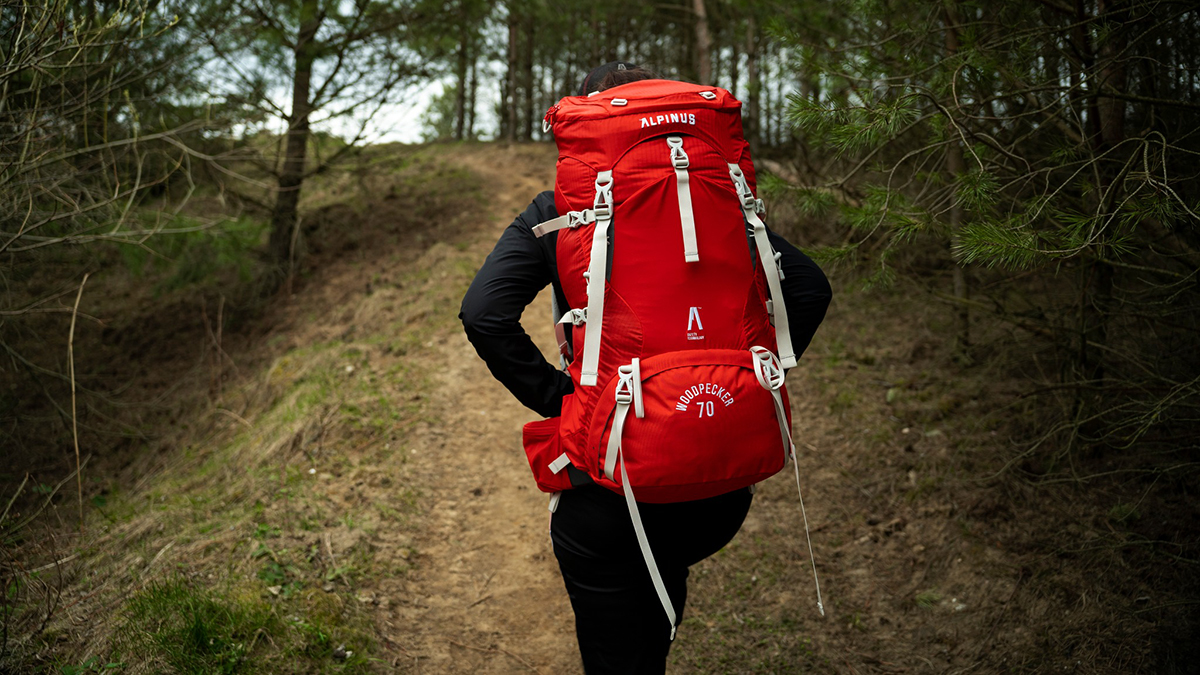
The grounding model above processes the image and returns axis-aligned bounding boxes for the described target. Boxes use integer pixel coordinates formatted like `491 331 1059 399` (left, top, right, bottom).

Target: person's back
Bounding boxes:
460 62 832 673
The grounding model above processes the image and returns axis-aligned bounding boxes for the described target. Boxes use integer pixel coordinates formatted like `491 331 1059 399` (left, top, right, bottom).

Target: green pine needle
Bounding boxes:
956 169 999 210
954 219 1045 270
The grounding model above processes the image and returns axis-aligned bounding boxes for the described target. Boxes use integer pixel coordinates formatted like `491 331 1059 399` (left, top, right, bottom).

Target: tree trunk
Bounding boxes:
505 8 518 143
453 19 469 140
1079 0 1127 383
693 0 712 85
944 0 970 357
730 35 740 98
590 7 601 67
269 0 321 265
521 11 535 141
761 43 772 147
745 17 760 151
467 45 477 138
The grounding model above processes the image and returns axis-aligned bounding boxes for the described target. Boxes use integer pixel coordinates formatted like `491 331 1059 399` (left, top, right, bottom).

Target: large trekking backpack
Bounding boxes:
521 79 822 636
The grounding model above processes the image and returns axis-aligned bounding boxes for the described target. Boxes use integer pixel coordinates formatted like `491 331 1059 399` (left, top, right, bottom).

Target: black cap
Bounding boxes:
578 61 639 96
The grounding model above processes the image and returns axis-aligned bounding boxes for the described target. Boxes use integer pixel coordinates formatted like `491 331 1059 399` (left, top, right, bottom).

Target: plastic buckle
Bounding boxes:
593 200 612 221
567 210 597 228
774 250 786 280
615 366 635 405
735 183 757 210
593 175 614 220
728 166 757 208
668 137 689 170
751 346 785 391
614 360 643 415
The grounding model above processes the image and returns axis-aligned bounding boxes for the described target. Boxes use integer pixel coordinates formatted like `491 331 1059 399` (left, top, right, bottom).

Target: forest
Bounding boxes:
2 0 1198 672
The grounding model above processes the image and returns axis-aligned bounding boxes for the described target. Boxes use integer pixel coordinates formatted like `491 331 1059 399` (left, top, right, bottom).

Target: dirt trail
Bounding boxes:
374 145 581 673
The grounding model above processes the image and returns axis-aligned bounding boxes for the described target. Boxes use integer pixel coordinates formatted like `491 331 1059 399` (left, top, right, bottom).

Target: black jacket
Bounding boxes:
460 190 832 419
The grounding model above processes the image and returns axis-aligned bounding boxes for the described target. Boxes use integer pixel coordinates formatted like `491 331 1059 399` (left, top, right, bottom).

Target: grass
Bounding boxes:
115 577 375 673
117 214 270 295
915 589 943 609
119 580 276 674
0 144 487 673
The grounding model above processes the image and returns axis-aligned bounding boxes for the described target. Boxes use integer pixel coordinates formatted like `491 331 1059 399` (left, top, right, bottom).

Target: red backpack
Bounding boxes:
521 79 822 636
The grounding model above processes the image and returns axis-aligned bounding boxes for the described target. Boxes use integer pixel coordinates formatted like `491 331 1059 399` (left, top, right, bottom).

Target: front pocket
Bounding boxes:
588 349 790 503
522 417 574 493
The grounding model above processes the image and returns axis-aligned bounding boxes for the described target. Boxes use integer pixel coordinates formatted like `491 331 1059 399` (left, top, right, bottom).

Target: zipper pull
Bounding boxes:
542 103 559 133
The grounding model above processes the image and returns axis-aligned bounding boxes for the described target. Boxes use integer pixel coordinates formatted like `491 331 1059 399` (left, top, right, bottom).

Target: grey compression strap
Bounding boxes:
792 447 826 617
728 164 796 369
619 442 678 640
603 358 674 638
603 360 642 481
751 346 793 463
667 136 699 263
580 171 613 387
749 347 826 618
532 209 599 238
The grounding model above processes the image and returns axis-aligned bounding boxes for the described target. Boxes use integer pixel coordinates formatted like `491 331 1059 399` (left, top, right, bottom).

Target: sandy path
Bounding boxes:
377 144 582 673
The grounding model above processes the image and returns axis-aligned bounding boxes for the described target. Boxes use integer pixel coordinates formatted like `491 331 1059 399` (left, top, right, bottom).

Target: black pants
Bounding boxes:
549 483 753 674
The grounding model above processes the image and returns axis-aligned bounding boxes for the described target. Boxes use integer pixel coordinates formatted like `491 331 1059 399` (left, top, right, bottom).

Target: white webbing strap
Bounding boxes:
792 447 826 617
728 164 797 369
532 209 599 238
601 359 674 637
559 308 586 326
619 446 678 640
555 310 581 365
580 171 613 387
603 361 642 481
667 137 699 263
547 455 569 513
750 346 823 617
751 347 793 461
605 403 630 482
548 452 571 474
552 293 567 370
769 390 792 459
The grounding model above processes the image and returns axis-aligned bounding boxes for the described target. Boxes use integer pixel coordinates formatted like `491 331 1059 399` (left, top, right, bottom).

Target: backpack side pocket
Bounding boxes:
521 417 574 493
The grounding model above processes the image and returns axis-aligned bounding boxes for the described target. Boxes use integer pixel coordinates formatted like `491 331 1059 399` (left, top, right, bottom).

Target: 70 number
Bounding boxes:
696 401 715 418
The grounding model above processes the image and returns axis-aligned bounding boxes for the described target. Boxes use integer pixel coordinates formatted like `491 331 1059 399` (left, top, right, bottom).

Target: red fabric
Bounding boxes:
536 80 789 502
522 417 573 493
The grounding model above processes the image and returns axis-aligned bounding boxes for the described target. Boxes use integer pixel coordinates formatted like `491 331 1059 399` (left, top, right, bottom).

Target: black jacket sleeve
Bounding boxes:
768 230 833 360
460 191 573 418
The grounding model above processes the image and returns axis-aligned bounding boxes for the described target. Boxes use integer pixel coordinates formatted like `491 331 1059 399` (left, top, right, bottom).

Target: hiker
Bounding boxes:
460 62 832 674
